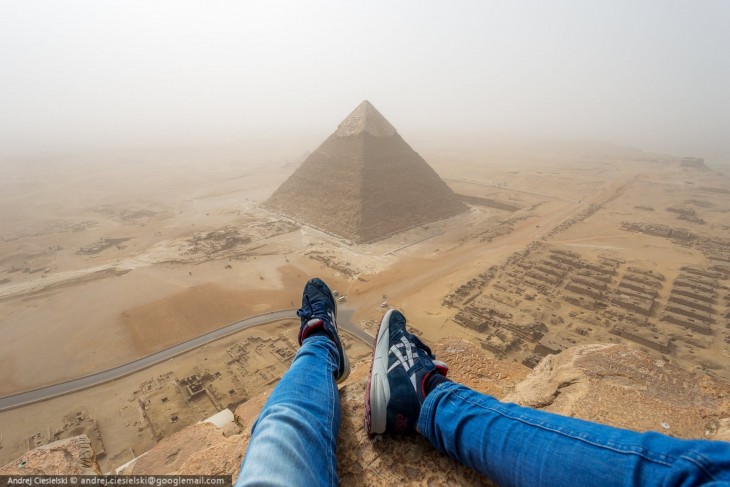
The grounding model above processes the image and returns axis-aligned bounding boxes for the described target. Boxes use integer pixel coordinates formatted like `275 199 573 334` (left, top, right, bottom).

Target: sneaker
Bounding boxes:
296 277 351 383
365 309 448 434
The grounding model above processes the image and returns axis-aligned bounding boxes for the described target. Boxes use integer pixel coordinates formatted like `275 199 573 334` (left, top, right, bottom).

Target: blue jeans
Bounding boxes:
237 336 341 486
419 382 730 487
237 337 730 486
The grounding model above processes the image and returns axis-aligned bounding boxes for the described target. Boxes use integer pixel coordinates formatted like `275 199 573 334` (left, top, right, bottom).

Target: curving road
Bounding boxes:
0 308 373 412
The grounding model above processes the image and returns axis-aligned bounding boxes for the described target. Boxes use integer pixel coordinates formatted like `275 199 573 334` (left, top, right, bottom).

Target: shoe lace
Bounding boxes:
409 333 435 359
296 294 327 322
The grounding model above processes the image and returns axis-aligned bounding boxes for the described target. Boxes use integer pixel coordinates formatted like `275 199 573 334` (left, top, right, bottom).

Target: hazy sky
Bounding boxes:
1 1 728 162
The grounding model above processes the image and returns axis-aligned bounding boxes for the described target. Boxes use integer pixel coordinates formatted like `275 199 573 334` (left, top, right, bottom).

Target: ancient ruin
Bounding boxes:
264 101 467 243
446 240 730 382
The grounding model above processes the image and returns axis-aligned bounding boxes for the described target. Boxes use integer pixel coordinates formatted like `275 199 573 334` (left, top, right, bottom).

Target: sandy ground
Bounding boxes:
0 318 371 472
0 141 728 471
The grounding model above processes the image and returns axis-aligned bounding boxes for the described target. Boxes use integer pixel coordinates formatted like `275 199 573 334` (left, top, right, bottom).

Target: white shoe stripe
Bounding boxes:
386 337 421 394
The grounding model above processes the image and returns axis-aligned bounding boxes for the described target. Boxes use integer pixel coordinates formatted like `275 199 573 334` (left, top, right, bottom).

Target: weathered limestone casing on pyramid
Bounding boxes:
264 101 467 243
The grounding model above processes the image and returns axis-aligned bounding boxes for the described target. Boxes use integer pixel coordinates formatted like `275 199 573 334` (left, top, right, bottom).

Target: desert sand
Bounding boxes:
0 138 728 471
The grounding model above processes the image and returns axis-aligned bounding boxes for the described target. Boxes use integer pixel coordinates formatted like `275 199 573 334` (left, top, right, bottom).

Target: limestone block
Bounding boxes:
505 344 730 438
0 435 101 475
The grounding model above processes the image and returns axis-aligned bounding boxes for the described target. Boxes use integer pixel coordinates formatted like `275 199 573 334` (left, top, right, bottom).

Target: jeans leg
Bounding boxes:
236 336 340 487
418 382 730 487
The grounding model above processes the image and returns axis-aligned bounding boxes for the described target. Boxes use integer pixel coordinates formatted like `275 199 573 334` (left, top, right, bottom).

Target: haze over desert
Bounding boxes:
1 0 729 482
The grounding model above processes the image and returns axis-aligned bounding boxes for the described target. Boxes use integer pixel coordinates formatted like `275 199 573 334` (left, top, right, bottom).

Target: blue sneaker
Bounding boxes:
296 277 350 383
365 309 448 434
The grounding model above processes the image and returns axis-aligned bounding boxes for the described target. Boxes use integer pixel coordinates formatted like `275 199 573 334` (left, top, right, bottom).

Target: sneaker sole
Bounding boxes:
318 282 351 384
364 308 394 434
336 336 351 384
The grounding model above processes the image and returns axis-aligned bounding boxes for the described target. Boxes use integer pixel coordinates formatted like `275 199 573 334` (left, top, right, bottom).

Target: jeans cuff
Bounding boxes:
417 380 460 436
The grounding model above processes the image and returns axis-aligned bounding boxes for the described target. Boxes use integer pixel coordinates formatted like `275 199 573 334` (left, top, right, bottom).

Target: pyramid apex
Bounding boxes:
336 100 397 137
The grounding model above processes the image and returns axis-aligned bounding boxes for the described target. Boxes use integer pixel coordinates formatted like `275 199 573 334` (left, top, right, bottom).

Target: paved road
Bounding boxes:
0 308 373 412
338 306 375 345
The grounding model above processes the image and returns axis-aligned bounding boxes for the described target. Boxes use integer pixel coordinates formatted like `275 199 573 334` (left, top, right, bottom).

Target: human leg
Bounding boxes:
419 382 730 487
237 336 341 486
366 309 730 487
237 278 349 487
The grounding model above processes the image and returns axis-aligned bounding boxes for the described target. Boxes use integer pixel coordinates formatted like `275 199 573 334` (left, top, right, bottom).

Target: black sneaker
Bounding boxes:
365 309 448 434
296 277 350 383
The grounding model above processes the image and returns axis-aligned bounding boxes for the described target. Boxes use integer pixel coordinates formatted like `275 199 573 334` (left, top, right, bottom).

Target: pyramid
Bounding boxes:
264 101 467 243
